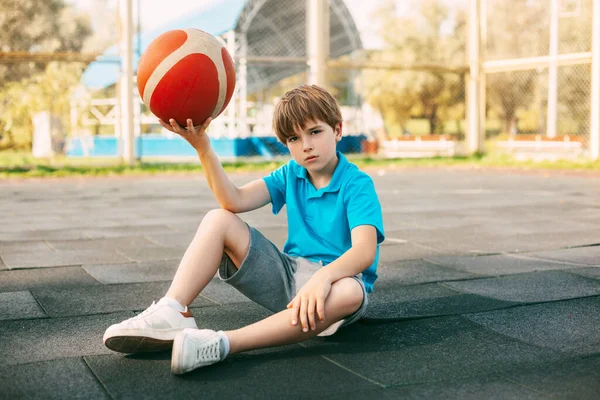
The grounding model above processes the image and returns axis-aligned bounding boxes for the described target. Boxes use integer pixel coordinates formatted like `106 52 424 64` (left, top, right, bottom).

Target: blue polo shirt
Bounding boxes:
263 152 385 293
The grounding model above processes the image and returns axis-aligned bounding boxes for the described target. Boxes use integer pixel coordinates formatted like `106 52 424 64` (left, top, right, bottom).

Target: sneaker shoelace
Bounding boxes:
195 337 220 364
130 301 159 321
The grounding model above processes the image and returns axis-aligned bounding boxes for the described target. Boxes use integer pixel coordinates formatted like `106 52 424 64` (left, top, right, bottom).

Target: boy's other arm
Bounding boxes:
159 118 271 213
318 225 378 283
287 225 377 331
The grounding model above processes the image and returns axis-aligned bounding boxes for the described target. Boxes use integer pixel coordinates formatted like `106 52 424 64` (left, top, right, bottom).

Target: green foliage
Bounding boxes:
0 63 85 150
0 0 92 84
0 0 92 150
1 151 599 179
359 0 466 138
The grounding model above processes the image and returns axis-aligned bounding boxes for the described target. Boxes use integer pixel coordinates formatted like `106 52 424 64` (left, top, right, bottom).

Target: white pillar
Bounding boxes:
226 30 237 139
547 0 559 138
467 0 484 154
239 34 248 138
120 0 135 164
591 0 600 160
307 0 329 87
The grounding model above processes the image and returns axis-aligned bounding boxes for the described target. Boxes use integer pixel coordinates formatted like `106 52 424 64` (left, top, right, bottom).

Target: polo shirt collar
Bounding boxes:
296 151 349 195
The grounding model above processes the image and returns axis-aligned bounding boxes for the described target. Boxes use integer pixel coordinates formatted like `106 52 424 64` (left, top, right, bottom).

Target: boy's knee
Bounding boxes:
331 278 364 315
201 209 237 229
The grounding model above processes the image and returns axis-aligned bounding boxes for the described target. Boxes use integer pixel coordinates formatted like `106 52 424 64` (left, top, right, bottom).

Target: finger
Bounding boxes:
289 298 299 325
299 297 309 332
186 119 194 131
316 297 325 322
201 117 212 130
169 119 183 133
307 297 316 331
158 119 171 130
287 297 295 309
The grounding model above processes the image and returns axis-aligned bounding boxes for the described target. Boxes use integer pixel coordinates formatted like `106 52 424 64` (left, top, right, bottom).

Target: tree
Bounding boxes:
0 63 85 150
0 0 93 150
0 0 92 85
359 0 466 138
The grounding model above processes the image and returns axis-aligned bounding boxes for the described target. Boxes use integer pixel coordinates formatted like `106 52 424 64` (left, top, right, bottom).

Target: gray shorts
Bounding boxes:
218 224 368 332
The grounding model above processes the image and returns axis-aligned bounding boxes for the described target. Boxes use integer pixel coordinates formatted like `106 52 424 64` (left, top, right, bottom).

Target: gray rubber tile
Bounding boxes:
301 316 567 386
370 282 461 305
426 253 581 275
32 281 213 317
442 271 600 303
364 294 516 321
378 242 443 263
376 259 479 285
317 375 547 400
198 278 254 305
81 225 175 239
0 240 51 252
0 312 133 366
0 229 90 241
0 267 100 292
85 349 378 400
115 245 186 262
3 248 132 269
83 260 180 284
526 246 600 266
46 236 155 251
188 302 273 331
0 357 109 400
501 355 600 400
465 296 600 355
143 232 196 248
567 266 600 280
0 291 47 321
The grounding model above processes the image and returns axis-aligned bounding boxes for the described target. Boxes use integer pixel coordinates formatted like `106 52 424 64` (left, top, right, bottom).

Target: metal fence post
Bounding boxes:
119 0 135 164
467 0 484 154
591 0 600 160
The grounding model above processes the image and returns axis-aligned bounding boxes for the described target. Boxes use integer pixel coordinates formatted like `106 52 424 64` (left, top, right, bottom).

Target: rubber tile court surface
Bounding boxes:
0 168 599 399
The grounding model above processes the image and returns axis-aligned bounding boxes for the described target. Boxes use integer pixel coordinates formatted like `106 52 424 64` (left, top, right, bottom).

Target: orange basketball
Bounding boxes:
137 29 236 127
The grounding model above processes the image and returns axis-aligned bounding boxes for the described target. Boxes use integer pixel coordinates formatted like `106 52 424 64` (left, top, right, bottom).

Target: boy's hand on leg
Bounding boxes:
287 272 332 332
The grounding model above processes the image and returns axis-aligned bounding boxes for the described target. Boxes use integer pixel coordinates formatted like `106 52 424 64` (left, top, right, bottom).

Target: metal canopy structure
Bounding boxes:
81 0 362 93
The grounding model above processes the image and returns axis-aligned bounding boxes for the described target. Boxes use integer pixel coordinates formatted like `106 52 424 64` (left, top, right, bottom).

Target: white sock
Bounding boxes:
157 296 186 312
218 331 230 359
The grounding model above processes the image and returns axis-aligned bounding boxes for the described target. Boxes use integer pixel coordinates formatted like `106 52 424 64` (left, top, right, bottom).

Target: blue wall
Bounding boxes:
66 135 366 158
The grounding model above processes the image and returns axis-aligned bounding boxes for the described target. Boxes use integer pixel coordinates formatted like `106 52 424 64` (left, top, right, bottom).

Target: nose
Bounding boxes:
303 137 313 152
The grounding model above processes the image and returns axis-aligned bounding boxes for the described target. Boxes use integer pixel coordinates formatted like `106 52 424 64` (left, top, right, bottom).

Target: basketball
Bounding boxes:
136 28 236 127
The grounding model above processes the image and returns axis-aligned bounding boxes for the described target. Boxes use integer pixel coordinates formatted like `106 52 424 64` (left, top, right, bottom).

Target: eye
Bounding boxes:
287 136 298 143
311 129 321 135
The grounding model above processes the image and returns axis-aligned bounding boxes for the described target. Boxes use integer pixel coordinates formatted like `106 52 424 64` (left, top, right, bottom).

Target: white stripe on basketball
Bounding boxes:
143 29 228 120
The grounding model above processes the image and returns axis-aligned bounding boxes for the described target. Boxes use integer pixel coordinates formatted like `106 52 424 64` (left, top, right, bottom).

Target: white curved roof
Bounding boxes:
82 0 362 92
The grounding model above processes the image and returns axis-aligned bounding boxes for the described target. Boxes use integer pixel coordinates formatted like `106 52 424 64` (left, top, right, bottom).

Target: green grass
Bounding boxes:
1 150 599 179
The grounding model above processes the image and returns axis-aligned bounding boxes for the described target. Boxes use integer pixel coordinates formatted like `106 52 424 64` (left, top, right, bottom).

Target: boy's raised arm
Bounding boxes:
159 118 271 213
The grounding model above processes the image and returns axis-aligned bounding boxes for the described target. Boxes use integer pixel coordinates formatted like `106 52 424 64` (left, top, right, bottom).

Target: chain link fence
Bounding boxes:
484 0 593 160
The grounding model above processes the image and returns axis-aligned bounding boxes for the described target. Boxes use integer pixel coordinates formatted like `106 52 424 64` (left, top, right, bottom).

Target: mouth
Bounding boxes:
305 155 318 162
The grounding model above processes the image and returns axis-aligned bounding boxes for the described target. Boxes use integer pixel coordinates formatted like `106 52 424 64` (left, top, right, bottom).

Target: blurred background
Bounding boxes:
0 0 598 165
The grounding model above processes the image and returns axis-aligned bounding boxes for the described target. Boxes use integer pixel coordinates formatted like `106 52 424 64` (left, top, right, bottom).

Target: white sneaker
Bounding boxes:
103 301 197 353
317 319 345 337
171 329 227 375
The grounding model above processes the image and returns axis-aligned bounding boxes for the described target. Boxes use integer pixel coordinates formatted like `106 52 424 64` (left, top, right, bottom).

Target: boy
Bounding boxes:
103 85 385 375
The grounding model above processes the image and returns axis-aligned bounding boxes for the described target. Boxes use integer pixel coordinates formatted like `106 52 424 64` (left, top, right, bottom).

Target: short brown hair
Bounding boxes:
272 85 342 143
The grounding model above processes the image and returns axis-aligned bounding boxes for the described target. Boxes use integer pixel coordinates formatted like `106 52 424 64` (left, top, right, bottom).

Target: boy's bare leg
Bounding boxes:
166 209 250 306
225 277 364 354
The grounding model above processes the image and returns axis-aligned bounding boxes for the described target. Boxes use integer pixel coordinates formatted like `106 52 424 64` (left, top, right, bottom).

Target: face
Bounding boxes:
285 119 342 175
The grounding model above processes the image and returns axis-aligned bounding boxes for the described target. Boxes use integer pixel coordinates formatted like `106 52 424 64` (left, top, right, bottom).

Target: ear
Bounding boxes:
335 122 343 142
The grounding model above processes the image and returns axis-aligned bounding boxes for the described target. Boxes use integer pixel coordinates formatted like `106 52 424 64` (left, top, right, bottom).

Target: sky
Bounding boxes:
68 0 385 49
